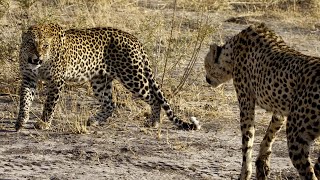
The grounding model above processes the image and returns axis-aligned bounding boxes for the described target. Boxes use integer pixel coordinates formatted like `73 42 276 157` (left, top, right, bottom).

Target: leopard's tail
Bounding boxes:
142 54 200 130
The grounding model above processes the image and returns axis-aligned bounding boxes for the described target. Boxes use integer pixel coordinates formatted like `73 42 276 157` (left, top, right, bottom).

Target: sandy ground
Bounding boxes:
0 113 298 180
0 83 308 180
1 2 320 180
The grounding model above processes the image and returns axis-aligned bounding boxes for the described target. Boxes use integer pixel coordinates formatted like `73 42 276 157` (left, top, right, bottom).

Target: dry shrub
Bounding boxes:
230 0 320 16
0 0 276 130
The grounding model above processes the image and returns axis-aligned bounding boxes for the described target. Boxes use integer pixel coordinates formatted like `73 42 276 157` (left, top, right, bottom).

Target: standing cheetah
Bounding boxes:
205 23 320 179
16 23 200 131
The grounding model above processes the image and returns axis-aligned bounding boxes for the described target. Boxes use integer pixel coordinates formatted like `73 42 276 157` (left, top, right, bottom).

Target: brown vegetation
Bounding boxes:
0 1 320 179
1 0 318 133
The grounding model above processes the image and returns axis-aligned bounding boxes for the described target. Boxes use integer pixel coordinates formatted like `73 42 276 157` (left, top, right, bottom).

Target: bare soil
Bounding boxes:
0 84 309 180
1 2 320 180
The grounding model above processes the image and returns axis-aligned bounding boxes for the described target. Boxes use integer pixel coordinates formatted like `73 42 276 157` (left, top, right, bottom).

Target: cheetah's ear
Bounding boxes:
210 44 222 64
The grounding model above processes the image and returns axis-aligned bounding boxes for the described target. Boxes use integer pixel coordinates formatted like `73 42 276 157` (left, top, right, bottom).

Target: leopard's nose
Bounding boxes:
27 57 33 64
206 76 211 84
27 54 42 65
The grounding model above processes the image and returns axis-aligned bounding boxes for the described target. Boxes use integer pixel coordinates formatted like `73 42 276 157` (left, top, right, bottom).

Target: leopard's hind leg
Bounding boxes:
87 75 114 126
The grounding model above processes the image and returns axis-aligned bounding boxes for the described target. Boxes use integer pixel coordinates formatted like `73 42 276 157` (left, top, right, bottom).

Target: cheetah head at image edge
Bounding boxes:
204 43 228 88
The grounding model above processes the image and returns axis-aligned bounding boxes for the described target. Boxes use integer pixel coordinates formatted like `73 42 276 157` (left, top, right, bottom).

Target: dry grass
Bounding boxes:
0 0 318 135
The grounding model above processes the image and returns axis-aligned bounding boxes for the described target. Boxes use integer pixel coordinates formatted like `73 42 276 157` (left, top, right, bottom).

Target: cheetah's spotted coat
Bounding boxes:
205 23 320 180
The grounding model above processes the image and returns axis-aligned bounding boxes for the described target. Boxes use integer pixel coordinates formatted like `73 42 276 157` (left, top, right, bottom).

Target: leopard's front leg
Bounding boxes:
15 73 38 131
34 79 65 130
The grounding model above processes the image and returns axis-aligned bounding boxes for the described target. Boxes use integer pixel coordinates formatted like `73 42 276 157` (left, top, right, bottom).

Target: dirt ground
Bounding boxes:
0 92 301 180
1 1 320 180
0 85 311 180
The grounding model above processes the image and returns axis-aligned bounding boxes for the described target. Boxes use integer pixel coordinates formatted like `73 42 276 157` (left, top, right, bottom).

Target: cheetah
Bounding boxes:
204 23 320 179
15 23 200 132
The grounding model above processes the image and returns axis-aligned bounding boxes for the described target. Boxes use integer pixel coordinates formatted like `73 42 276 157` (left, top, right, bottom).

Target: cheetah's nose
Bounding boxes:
206 76 211 84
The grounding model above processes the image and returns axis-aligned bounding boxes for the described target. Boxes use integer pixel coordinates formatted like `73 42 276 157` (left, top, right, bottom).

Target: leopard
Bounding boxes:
204 23 320 180
15 23 200 132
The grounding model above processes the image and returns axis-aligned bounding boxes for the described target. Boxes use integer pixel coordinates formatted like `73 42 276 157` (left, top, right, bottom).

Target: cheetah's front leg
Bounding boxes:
15 74 38 131
238 93 256 180
35 79 65 130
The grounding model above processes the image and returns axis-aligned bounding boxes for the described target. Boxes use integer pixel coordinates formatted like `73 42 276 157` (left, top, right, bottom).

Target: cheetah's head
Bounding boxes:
24 23 64 67
204 43 233 88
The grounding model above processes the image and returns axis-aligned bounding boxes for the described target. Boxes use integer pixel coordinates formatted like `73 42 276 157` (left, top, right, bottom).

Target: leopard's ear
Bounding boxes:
21 29 34 45
210 44 222 64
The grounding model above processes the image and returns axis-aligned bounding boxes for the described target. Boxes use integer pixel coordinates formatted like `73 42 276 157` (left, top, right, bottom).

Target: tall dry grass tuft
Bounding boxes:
1 0 317 134
230 0 320 19
0 0 215 133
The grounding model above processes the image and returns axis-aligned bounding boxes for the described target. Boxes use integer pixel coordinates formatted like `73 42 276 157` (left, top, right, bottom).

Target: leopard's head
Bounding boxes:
24 23 64 67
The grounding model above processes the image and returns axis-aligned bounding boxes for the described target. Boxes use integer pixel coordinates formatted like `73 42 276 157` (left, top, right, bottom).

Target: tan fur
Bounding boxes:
205 23 320 180
16 23 200 131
